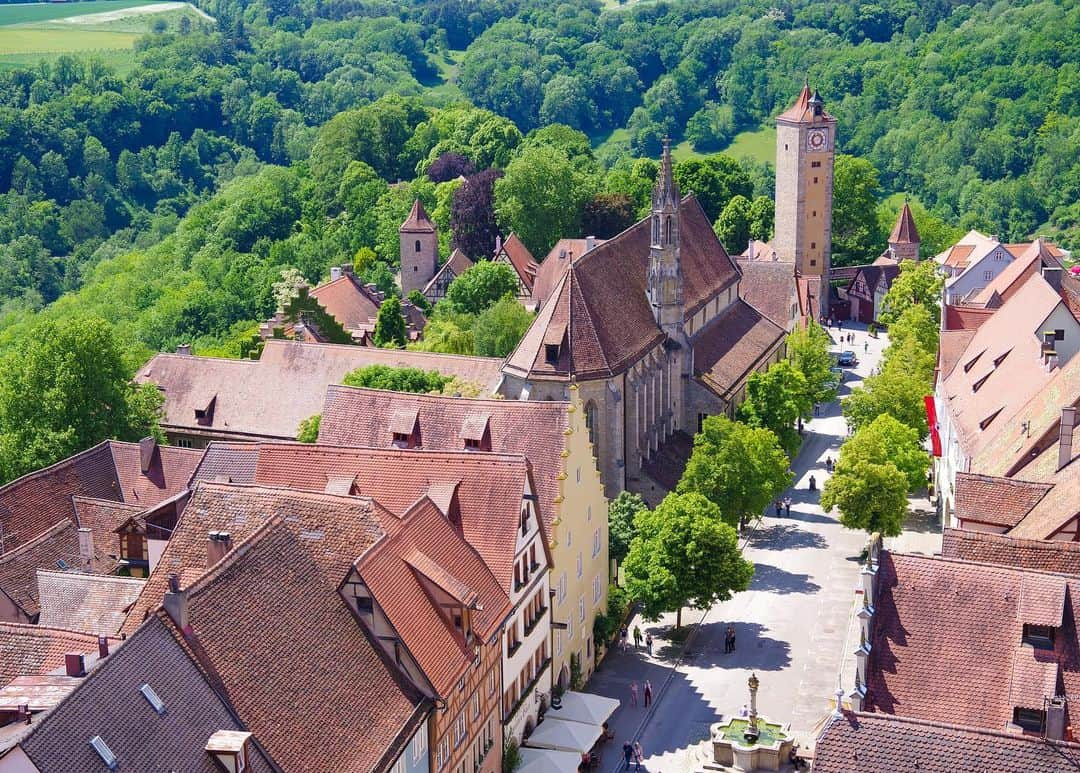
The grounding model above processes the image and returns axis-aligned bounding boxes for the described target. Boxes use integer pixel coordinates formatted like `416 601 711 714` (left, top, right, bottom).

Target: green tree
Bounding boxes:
748 196 774 242
678 415 792 529
885 304 938 358
342 364 451 394
495 145 597 256
736 361 812 457
786 322 836 405
821 460 909 537
831 155 884 265
842 347 932 439
472 295 533 357
714 195 751 253
0 318 163 483
673 154 753 223
296 414 321 443
608 491 647 566
406 289 432 315
373 296 408 348
838 414 929 494
410 314 476 355
623 491 754 629
445 261 518 315
878 260 944 326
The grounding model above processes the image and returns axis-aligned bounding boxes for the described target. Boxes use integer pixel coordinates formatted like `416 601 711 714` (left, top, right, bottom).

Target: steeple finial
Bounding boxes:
652 137 679 210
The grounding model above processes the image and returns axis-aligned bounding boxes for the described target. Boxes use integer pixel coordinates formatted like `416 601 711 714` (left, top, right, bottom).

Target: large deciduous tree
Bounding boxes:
472 295 534 357
787 322 837 406
842 341 933 439
0 318 163 483
373 296 408 348
673 154 753 224
342 364 451 394
714 194 751 254
608 491 647 567
582 193 637 239
877 260 943 326
736 361 812 457
678 415 792 529
450 169 503 261
444 261 519 315
831 155 884 265
821 459 909 537
837 414 929 493
623 492 754 629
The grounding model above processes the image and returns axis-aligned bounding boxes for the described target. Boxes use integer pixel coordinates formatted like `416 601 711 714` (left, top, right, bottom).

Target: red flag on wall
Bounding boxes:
924 395 942 457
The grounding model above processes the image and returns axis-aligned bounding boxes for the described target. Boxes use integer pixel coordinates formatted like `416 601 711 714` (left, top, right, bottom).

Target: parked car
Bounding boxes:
837 351 858 367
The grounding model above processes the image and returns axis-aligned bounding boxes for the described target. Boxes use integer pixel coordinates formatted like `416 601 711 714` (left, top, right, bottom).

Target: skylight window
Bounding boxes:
89 736 118 770
139 683 166 715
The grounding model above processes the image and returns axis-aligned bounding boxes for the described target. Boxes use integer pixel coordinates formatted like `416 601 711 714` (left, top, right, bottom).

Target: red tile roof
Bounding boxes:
249 443 534 592
399 199 435 233
167 514 428 773
318 386 569 532
496 233 538 291
531 238 606 310
936 330 975 382
17 616 276 773
865 552 1080 732
952 472 1052 529
814 711 1080 773
505 195 742 381
0 623 103 687
36 572 144 636
108 442 202 509
940 243 976 270
693 300 786 399
888 203 920 245
735 259 796 330
942 303 995 330
942 528 1080 576
121 482 391 636
135 340 503 440
1009 461 1080 540
310 274 381 331
354 497 510 695
969 241 1051 307
776 84 835 123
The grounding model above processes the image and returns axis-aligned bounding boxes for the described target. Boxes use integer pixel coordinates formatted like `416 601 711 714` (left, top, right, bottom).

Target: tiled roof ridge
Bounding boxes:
35 568 145 587
70 495 144 512
955 470 1053 488
191 479 379 510
888 549 1080 582
176 513 290 604
258 440 532 467
0 440 115 496
143 351 257 365
324 383 569 411
836 709 1080 748
269 338 499 363
0 519 71 565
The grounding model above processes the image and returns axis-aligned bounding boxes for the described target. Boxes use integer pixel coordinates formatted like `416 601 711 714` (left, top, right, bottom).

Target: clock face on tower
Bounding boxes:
806 128 829 152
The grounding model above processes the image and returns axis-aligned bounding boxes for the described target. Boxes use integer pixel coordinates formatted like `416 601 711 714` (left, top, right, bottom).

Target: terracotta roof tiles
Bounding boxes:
693 300 786 398
942 528 1080 576
35 571 144 636
735 259 796 330
936 330 975 381
0 623 103 687
951 472 1052 528
777 84 835 123
1009 461 1080 540
399 199 435 233
496 233 538 291
888 203 920 245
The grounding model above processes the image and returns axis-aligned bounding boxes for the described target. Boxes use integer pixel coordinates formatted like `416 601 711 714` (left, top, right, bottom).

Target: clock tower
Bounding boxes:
774 82 836 279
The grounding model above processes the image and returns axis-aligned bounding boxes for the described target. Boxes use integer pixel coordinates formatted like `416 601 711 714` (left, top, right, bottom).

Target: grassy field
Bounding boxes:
0 27 136 51
722 126 776 165
0 0 156 26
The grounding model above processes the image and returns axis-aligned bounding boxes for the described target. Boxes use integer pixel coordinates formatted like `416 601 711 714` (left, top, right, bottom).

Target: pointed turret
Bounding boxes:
399 199 435 234
647 138 685 340
888 201 920 261
400 199 438 294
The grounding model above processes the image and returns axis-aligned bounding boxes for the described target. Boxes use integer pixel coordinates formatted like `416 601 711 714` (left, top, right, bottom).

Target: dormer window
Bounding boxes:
390 408 420 448
461 413 492 451
1023 623 1055 650
545 344 560 364
993 350 1011 367
194 395 217 426
963 351 984 373
1013 707 1045 732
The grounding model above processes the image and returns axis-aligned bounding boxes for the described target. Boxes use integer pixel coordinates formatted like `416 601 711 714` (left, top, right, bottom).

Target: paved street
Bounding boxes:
587 322 933 772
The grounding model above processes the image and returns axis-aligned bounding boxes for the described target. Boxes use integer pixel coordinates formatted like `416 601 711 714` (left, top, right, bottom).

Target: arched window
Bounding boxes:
652 216 660 244
414 239 421 253
584 401 598 448
665 216 674 245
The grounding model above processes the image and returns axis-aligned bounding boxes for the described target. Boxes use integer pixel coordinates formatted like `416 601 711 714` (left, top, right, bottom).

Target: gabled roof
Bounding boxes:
189 442 259 485
692 300 786 399
504 194 741 381
422 248 473 297
735 259 796 330
942 528 1080 576
888 202 920 245
399 199 435 233
135 340 503 440
846 263 900 300
354 497 509 696
531 238 606 310
162 515 428 773
814 711 1080 773
951 473 1053 529
776 83 835 123
318 385 570 531
36 571 144 636
496 233 538 291
1009 461 1080 540
15 616 275 773
942 303 995 331
969 240 1054 307
121 482 389 635
0 623 103 687
865 552 1080 732
309 273 382 332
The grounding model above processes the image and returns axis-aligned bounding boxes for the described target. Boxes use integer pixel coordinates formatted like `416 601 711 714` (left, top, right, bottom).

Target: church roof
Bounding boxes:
889 202 920 244
503 194 740 381
693 300 786 399
777 83 835 123
399 199 435 233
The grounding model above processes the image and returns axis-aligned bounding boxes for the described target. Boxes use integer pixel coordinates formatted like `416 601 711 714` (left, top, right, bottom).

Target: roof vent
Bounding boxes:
65 653 86 678
140 683 166 715
89 736 118 770
56 558 70 571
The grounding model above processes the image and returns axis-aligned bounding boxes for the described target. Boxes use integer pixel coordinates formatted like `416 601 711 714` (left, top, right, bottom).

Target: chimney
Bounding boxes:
1042 265 1063 292
176 344 192 356
585 235 596 252
98 636 109 659
139 436 158 474
341 263 353 276
1047 696 1068 741
164 574 189 632
330 266 342 282
207 531 233 568
1060 407 1077 471
494 235 502 254
64 653 86 678
17 703 30 725
77 527 94 571
747 238 755 260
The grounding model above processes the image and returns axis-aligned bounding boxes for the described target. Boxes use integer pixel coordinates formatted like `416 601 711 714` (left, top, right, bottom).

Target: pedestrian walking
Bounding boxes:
620 626 628 652
634 741 644 770
633 625 642 650
783 496 791 517
825 456 833 472
645 633 653 654
808 474 817 491
623 741 634 767
774 499 782 517
864 341 868 353
725 624 736 653
643 679 653 707
629 680 638 707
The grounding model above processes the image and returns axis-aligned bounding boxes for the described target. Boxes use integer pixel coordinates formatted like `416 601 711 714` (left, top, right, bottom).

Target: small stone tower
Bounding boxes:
774 82 837 278
647 138 686 343
887 201 921 261
399 199 438 296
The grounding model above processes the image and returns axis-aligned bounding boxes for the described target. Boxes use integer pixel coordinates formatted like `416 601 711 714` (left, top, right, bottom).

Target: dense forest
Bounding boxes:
0 0 1075 365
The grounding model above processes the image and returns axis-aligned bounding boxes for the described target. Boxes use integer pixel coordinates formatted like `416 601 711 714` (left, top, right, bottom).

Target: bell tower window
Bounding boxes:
414 240 421 253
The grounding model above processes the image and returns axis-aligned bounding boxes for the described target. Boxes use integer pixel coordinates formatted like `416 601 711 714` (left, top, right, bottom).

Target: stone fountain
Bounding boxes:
703 673 794 772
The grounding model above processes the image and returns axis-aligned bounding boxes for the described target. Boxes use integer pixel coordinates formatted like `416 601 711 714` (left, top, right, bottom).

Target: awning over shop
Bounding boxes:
524 716 602 754
517 746 583 773
547 690 620 726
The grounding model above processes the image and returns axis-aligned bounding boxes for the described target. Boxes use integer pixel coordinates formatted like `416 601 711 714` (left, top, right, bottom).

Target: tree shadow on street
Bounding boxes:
684 621 792 671
750 562 822 595
748 523 827 551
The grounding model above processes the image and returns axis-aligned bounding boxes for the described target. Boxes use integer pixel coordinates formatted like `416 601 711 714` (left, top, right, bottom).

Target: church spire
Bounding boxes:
652 137 680 212
647 138 684 337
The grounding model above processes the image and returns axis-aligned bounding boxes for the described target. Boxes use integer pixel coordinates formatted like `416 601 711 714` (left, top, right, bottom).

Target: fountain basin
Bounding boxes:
710 718 793 771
